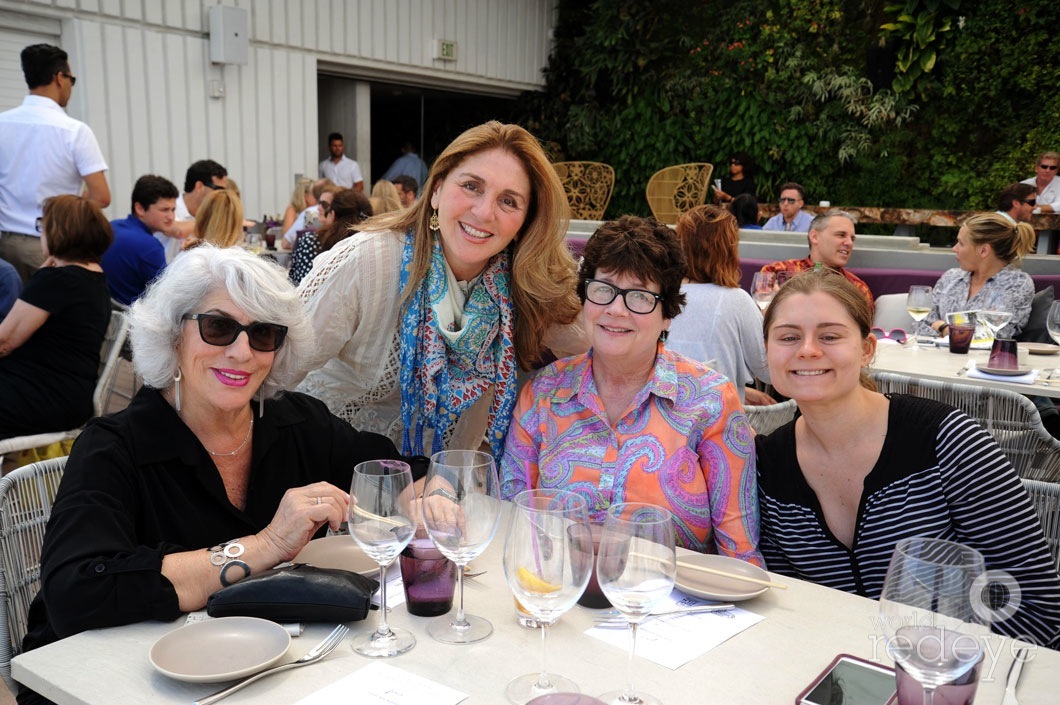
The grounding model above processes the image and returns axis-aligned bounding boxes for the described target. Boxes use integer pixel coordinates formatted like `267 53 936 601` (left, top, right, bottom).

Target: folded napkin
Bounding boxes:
967 362 1039 385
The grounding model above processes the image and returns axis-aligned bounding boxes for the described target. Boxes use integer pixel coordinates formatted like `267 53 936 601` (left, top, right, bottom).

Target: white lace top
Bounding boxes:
294 228 587 453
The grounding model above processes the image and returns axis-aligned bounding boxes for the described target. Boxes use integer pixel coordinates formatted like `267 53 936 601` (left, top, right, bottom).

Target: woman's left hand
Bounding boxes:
257 481 350 562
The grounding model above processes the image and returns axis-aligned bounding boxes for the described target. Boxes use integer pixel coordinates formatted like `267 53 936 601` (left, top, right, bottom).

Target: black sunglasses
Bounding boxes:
202 181 225 191
730 159 742 165
60 71 76 86
1039 164 1059 171
1022 198 1037 206
182 313 288 352
778 197 799 204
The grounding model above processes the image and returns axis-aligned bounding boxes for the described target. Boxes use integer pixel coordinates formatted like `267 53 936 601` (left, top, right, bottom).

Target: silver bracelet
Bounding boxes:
209 539 251 587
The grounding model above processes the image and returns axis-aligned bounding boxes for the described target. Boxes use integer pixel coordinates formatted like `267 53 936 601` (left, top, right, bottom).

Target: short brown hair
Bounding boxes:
40 194 113 263
675 205 741 288
318 189 372 252
577 215 687 319
763 268 876 392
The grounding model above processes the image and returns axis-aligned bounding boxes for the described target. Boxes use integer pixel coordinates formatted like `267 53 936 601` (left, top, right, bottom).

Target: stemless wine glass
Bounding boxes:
348 459 417 657
503 489 593 705
750 271 778 312
977 310 1013 342
879 538 989 705
596 503 676 705
422 449 502 644
1045 300 1060 345
907 286 933 346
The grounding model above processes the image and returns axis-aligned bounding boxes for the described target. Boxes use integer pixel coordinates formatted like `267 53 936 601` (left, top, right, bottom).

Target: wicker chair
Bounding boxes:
0 456 66 690
645 163 714 224
870 372 1060 481
1022 479 1060 574
552 161 615 220
0 310 130 463
745 399 798 436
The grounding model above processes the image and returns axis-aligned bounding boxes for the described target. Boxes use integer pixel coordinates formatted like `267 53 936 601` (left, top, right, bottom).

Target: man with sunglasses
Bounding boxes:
1021 151 1060 214
0 44 110 282
158 159 229 262
996 182 1038 224
763 182 813 232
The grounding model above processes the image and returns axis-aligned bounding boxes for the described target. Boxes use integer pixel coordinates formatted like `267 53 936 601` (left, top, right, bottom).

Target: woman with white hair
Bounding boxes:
19 246 406 691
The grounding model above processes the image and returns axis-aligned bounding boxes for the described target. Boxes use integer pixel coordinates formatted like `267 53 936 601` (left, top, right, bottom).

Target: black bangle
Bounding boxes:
938 323 949 336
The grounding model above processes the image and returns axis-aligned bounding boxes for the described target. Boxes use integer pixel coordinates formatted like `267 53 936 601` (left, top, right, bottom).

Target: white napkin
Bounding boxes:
293 663 468 705
967 362 1039 385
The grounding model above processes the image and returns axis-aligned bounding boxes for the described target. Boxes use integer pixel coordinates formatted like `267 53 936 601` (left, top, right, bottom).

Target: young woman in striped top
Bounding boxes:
755 269 1060 648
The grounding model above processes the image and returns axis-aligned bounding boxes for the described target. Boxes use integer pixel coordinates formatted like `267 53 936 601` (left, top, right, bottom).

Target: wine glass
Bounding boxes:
907 286 933 346
503 489 593 704
878 538 989 705
421 449 502 644
977 310 1013 342
596 503 676 705
1049 300 1060 345
751 271 778 312
348 459 417 657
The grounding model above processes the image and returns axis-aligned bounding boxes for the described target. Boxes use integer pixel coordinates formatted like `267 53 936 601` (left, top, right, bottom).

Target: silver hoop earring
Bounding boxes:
257 385 265 418
173 368 183 412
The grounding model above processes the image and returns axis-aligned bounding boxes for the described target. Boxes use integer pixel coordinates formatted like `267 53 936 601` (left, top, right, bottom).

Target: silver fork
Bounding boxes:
194 624 350 705
592 603 735 628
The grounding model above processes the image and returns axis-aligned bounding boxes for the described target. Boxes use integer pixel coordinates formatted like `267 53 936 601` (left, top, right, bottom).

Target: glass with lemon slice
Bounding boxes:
503 489 593 704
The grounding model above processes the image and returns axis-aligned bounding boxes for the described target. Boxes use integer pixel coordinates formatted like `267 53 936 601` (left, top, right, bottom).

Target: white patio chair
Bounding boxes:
870 372 1060 482
0 310 130 464
0 456 66 690
872 293 912 334
1022 479 1060 574
745 399 798 436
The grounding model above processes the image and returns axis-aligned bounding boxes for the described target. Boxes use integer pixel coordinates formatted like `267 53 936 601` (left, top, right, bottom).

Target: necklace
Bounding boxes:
205 418 254 457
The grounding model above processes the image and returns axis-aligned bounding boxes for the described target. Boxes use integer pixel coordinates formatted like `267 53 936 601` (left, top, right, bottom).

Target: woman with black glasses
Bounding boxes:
18 246 408 701
499 216 762 561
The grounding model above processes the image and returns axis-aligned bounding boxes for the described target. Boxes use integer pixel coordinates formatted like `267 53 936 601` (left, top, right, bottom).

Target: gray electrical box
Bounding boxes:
209 6 249 65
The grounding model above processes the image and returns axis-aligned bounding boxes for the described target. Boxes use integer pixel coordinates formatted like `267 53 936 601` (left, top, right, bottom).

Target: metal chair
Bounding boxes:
0 310 130 463
0 456 66 690
870 371 1060 482
645 163 714 225
1022 479 1060 574
745 399 798 436
552 161 615 220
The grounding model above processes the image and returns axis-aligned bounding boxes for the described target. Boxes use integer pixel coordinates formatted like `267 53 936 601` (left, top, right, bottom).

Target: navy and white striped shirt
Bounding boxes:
756 394 1060 648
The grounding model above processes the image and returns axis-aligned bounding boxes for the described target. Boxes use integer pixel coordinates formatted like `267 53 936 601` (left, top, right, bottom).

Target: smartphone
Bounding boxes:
796 654 896 705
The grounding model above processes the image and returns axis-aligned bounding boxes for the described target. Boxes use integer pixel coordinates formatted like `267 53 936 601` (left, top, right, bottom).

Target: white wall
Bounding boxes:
0 0 555 219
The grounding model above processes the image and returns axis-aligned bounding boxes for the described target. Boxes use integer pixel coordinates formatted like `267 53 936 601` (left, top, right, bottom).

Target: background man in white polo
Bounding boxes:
1021 151 1060 214
319 132 364 191
0 43 110 282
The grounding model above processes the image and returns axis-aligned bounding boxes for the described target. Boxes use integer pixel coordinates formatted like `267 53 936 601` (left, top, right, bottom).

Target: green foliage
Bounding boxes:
518 0 1060 222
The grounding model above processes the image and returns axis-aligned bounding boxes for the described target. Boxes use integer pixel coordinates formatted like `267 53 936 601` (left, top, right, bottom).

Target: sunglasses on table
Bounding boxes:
778 197 800 204
182 313 288 352
1039 164 1059 171
871 327 908 343
584 279 663 314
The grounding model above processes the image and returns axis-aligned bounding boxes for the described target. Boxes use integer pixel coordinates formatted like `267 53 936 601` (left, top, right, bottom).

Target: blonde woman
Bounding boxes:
919 212 1036 339
186 190 244 250
296 121 586 458
282 177 316 232
369 179 402 215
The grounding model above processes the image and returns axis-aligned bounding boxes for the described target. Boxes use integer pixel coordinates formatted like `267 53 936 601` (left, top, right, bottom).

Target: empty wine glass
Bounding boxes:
750 271 778 312
348 459 417 657
596 503 676 705
879 538 989 705
977 310 1013 342
907 286 933 346
1049 300 1060 345
504 489 593 704
422 449 502 644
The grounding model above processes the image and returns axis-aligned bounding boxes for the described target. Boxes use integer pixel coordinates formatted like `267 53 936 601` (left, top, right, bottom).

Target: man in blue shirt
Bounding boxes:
381 142 429 191
763 182 814 232
101 175 178 305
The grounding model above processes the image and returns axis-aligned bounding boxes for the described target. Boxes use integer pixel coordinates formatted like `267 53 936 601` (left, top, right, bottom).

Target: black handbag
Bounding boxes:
206 563 378 622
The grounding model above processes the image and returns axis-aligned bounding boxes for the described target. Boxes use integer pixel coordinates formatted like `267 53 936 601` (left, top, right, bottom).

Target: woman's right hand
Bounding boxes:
257 481 350 563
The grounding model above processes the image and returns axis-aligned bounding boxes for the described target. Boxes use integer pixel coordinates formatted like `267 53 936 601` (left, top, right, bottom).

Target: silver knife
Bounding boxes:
1001 647 1028 705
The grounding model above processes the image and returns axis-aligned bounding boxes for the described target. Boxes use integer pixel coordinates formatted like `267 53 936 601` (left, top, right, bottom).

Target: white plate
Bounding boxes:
294 536 378 575
149 616 290 683
1019 342 1060 356
675 554 770 602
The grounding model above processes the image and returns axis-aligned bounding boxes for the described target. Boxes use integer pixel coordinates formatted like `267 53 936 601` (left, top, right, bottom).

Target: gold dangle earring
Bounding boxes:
429 211 440 232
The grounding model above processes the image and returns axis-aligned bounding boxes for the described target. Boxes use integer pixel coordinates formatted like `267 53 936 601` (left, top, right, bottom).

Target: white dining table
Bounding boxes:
13 517 1059 704
872 341 1060 399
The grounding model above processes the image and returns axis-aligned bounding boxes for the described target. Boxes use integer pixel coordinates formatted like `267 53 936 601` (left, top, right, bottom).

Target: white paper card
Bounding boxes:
293 662 468 705
585 589 764 669
372 571 406 608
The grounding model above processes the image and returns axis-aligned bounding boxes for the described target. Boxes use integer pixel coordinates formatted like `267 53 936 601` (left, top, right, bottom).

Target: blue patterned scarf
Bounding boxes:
398 232 517 459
